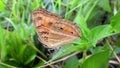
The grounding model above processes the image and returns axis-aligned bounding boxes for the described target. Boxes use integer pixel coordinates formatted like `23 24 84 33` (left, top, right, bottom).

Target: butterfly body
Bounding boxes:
32 8 81 48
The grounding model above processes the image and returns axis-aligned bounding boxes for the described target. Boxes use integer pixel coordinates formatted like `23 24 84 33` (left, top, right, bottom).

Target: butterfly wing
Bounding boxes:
47 19 81 48
32 8 81 48
32 8 62 47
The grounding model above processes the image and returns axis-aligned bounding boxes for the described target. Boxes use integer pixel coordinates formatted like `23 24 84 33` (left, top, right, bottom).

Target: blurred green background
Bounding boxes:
0 0 120 68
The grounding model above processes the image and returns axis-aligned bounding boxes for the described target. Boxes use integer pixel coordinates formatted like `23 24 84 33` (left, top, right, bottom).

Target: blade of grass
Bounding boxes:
84 0 98 21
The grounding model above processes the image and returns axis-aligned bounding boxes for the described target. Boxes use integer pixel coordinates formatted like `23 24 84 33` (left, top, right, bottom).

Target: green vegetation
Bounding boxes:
0 0 120 68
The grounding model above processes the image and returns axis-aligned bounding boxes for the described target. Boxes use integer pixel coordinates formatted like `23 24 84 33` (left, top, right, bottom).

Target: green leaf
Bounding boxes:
81 50 110 68
23 45 36 64
0 62 17 68
74 9 90 39
0 65 7 68
50 44 76 62
33 61 45 68
85 0 98 21
64 56 79 68
98 0 111 12
0 26 8 61
111 10 120 33
0 0 6 12
49 39 91 62
90 25 112 46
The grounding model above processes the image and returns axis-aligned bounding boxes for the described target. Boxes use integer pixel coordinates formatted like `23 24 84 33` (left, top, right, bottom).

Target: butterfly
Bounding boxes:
32 8 81 48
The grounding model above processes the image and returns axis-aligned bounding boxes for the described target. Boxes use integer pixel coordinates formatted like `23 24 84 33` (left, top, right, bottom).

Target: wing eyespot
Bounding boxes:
58 27 64 30
70 32 74 34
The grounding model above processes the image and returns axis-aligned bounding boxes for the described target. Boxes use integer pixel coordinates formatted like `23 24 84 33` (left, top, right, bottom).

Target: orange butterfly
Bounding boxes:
32 8 81 48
